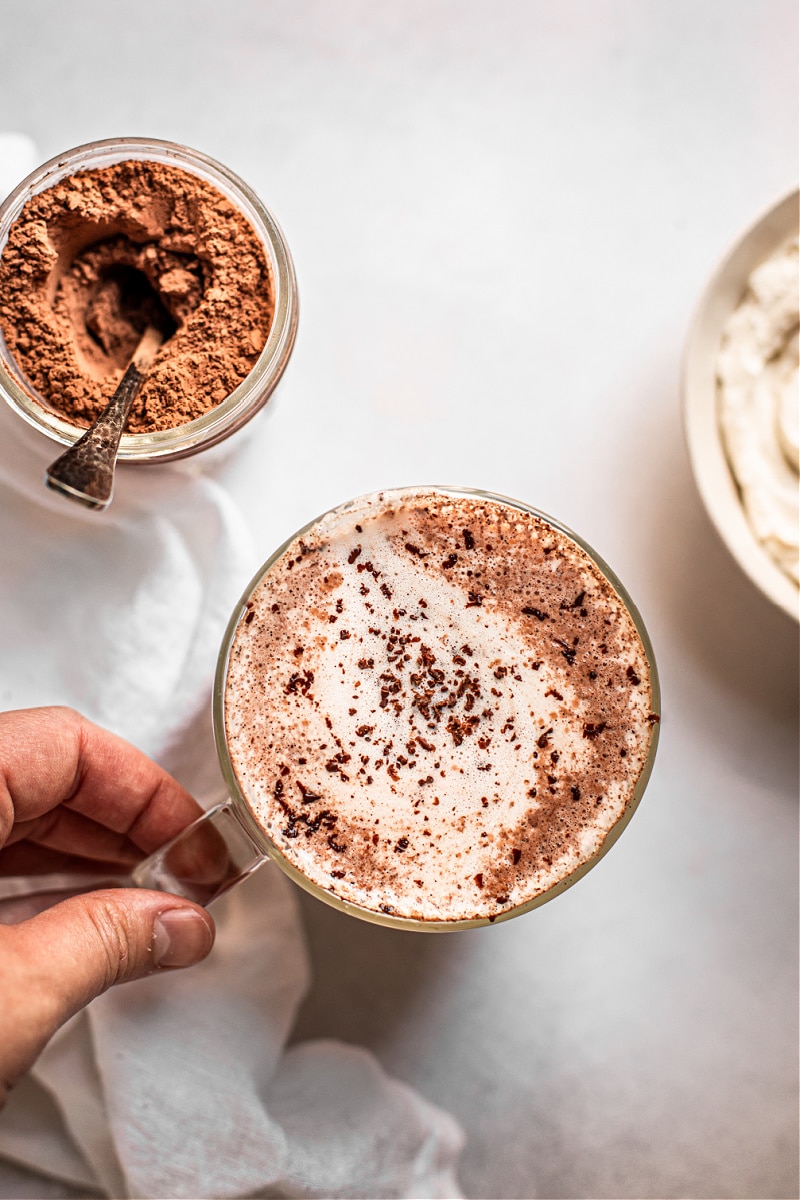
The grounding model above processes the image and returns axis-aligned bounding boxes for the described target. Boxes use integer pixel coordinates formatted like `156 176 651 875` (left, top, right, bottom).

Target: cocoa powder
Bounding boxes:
0 158 274 433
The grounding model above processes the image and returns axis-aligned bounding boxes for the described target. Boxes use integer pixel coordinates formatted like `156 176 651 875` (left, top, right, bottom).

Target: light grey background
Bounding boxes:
0 3 797 1198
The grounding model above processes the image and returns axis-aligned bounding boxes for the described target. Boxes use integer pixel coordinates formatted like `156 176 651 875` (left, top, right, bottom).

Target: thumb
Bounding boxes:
0 889 214 1100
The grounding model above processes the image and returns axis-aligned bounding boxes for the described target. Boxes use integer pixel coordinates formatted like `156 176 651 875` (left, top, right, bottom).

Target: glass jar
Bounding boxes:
0 137 298 462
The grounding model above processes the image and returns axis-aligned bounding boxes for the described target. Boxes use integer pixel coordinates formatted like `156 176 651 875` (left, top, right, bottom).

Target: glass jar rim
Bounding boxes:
0 136 298 462
213 484 661 932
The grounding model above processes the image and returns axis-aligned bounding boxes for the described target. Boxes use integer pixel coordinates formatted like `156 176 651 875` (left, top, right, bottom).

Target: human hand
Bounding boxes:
0 706 216 1107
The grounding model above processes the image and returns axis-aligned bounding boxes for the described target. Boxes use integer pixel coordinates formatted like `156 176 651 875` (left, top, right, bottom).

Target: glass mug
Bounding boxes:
133 486 661 932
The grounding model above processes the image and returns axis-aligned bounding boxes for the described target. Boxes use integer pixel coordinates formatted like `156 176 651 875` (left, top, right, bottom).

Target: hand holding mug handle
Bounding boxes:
0 707 217 1107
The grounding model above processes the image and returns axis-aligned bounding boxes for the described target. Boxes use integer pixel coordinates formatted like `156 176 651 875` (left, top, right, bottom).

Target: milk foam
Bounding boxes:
224 488 658 924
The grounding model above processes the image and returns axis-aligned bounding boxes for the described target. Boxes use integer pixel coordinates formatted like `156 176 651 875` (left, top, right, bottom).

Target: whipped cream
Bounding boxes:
717 236 799 586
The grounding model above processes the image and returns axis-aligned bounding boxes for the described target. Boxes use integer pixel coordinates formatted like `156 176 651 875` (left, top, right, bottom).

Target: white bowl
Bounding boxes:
682 190 799 623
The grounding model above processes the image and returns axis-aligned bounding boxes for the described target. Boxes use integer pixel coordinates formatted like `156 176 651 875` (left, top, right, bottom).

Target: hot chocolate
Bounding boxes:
222 487 659 925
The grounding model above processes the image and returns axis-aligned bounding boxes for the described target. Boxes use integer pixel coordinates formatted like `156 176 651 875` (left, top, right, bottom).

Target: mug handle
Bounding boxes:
131 800 268 907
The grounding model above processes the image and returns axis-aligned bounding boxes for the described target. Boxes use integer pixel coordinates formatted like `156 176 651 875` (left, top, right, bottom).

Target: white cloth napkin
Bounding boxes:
0 136 464 1200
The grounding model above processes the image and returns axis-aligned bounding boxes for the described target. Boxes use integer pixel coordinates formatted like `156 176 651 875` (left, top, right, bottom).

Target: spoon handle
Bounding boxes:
44 327 162 510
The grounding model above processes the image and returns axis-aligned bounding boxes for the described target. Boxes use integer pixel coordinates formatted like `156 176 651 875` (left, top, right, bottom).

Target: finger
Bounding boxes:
0 884 124 925
5 807 142 865
0 840 133 877
0 889 215 1105
0 707 203 850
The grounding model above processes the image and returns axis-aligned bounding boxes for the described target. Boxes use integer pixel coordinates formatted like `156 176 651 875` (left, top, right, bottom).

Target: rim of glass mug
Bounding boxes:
0 137 298 462
207 485 661 932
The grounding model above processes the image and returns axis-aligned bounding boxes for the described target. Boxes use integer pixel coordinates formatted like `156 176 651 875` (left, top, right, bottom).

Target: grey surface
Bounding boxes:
0 3 797 1198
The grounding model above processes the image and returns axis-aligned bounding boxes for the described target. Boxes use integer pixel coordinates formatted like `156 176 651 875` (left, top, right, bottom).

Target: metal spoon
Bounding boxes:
44 324 163 510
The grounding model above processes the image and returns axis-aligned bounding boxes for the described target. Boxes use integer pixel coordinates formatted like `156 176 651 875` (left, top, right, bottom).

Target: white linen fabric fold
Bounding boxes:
0 399 252 797
0 137 464 1199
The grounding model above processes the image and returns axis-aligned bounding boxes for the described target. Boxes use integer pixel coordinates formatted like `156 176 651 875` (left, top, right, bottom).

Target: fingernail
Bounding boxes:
152 908 214 969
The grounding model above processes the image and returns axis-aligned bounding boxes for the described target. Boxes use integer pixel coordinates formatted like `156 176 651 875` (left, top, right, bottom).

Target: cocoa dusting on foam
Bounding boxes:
225 489 658 924
0 159 273 432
